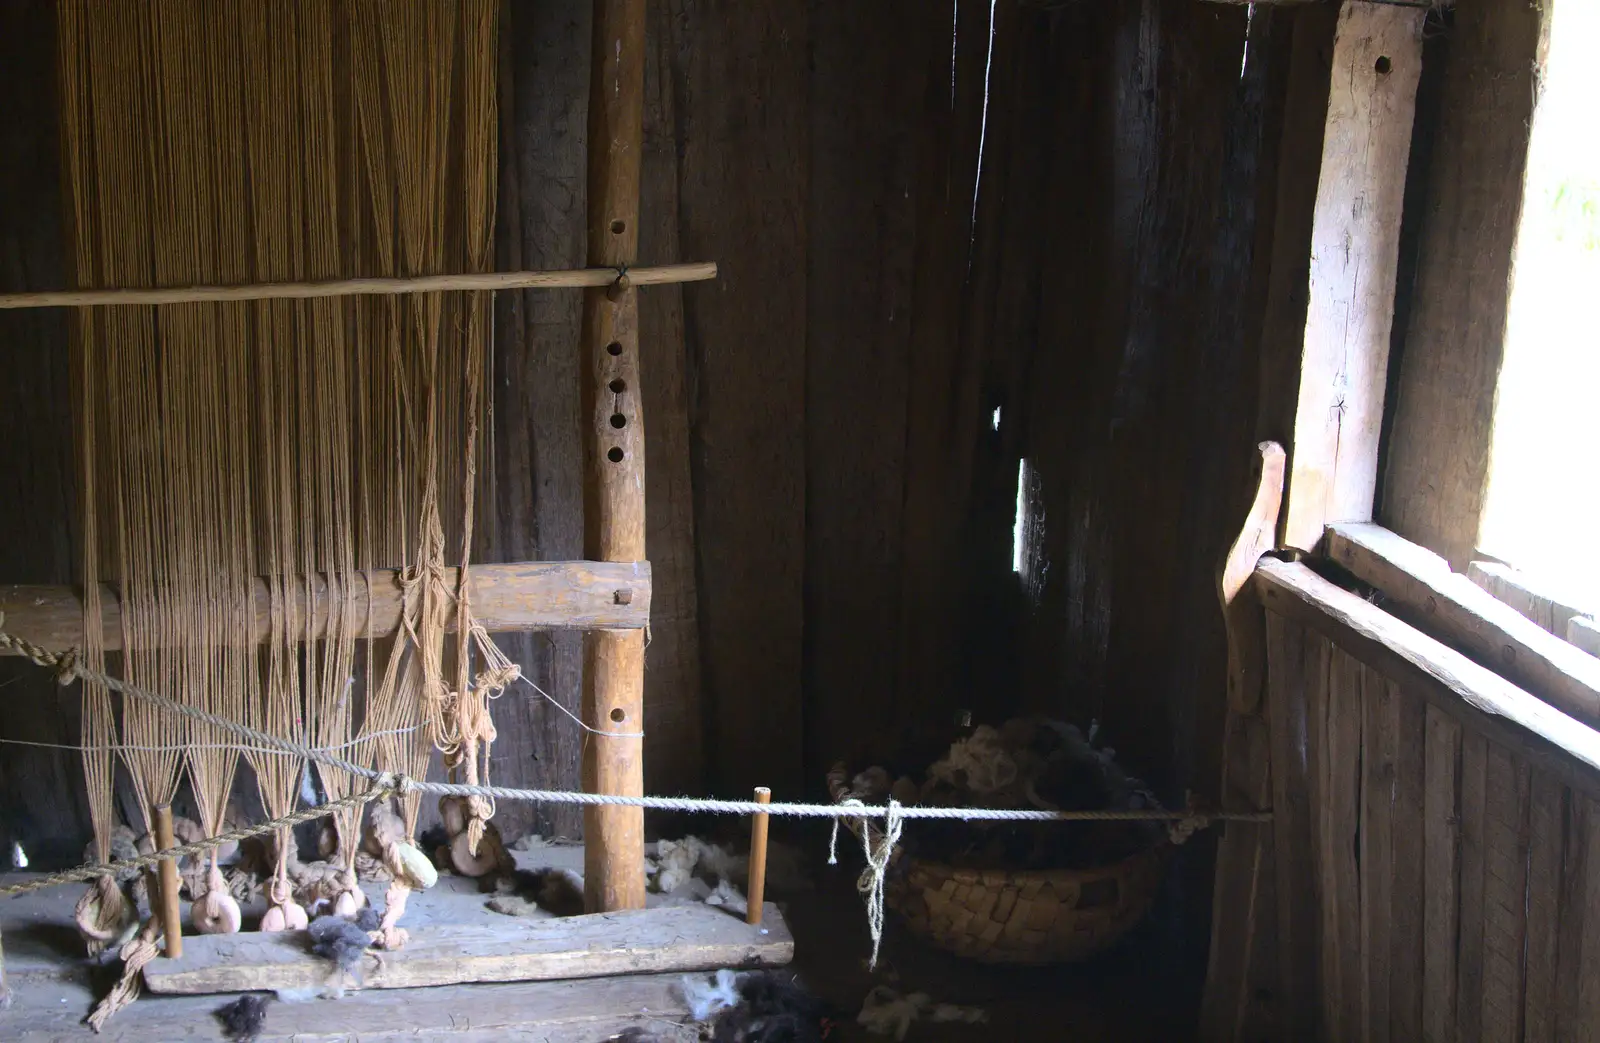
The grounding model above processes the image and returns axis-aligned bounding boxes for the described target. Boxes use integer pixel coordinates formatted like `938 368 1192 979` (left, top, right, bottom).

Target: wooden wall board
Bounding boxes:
0 0 96 870
1476 746 1530 1041
486 0 593 841
637 0 704 802
1388 688 1426 1041
1281 1 1425 552
1422 703 1461 1042
1257 575 1600 1043
1263 610 1321 1040
661 0 810 798
1522 772 1564 1043
801 0 919 777
1379 0 1553 569
1358 662 1398 1043
1320 644 1362 1040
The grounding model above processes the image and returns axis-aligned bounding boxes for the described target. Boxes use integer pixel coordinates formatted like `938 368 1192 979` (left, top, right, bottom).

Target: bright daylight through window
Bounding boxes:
1478 1 1600 614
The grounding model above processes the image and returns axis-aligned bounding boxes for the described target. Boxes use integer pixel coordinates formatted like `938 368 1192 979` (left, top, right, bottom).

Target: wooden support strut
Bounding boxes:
581 0 649 914
0 561 652 655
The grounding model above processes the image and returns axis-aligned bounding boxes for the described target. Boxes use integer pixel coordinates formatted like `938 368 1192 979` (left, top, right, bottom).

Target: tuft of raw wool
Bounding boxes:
273 986 343 1004
856 987 986 1040
679 968 745 1022
927 726 1019 797
712 971 828 1043
486 893 542 918
307 915 373 979
653 837 701 894
510 833 550 852
704 878 748 917
352 905 382 932
652 836 811 897
214 995 271 1043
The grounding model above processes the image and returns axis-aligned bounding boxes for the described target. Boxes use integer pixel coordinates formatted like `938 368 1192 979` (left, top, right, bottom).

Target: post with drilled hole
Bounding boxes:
151 804 183 958
747 788 772 926
580 0 648 913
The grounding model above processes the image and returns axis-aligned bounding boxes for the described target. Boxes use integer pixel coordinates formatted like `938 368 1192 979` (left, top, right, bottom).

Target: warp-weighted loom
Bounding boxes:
0 0 757 1022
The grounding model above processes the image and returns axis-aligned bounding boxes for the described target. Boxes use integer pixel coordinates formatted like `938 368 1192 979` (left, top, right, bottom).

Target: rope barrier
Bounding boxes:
0 617 1270 827
0 618 1272 982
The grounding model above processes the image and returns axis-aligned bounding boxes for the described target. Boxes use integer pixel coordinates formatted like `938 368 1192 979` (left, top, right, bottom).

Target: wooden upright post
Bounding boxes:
581 0 648 913
746 788 772 926
152 804 184 958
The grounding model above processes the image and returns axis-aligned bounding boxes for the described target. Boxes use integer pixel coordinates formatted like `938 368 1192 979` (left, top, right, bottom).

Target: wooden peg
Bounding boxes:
747 787 772 926
151 804 183 958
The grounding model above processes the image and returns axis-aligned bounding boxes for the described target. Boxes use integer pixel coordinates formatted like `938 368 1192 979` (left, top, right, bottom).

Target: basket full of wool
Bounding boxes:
827 716 1172 965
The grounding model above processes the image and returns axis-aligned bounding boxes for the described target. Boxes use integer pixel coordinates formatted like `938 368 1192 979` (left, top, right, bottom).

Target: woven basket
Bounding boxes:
827 763 1171 965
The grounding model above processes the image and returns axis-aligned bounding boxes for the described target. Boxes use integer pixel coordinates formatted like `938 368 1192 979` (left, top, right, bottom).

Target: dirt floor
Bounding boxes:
0 823 1202 1041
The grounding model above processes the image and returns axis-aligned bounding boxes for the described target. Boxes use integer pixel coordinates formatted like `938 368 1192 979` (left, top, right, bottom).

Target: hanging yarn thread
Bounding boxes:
55 0 504 965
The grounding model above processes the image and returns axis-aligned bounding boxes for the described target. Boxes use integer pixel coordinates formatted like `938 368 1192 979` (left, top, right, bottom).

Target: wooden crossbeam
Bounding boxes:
0 263 716 310
0 561 651 654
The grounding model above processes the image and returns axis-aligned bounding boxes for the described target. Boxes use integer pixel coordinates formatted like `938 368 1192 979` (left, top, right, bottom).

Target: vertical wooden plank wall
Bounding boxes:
1262 612 1600 1042
0 0 95 868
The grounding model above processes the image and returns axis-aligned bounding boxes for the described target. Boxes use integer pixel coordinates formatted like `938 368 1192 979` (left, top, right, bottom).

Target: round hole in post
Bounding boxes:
610 413 627 429
1374 55 1392 75
610 219 626 235
607 447 625 463
606 342 623 357
610 708 626 723
609 378 626 394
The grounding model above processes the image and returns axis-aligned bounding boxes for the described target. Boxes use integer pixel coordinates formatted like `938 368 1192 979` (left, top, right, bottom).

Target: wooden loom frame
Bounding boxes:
0 0 697 929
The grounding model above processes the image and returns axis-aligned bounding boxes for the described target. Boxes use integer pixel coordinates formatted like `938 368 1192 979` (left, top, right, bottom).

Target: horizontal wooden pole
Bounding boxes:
142 902 792 995
1254 557 1600 800
0 262 717 310
0 561 651 654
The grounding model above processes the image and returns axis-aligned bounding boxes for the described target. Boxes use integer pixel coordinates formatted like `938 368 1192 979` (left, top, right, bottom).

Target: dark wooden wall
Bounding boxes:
0 0 1305 887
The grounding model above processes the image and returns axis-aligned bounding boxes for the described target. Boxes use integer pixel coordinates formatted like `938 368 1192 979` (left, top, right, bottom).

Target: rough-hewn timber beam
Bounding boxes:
0 561 652 653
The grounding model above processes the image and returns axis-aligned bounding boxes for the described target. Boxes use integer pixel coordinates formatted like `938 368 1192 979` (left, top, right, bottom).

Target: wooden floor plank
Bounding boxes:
8 973 695 1042
142 903 792 995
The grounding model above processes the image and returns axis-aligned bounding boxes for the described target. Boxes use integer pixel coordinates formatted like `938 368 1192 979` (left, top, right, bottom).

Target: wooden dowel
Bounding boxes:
0 262 717 311
0 560 652 656
151 804 183 959
747 788 772 926
580 0 649 915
